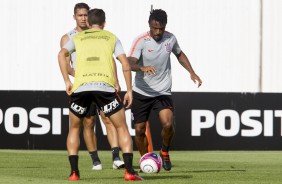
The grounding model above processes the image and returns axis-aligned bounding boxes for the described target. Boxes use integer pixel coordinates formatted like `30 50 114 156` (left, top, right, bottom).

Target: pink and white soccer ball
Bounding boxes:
139 152 162 173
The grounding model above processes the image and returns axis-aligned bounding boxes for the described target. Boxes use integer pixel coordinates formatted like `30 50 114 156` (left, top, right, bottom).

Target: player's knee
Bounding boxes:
135 124 146 136
162 120 173 129
83 122 94 129
83 117 95 129
102 118 112 126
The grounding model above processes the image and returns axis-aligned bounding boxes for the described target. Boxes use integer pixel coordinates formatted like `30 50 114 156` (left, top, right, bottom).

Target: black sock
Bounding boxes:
123 153 135 174
69 155 79 172
89 151 101 165
112 147 120 161
161 144 169 152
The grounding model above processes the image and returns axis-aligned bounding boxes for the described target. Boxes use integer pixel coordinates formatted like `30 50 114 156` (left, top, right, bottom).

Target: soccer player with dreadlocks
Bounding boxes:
128 9 202 171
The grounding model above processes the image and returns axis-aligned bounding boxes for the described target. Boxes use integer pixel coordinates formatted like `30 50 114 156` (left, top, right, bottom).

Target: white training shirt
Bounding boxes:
128 31 182 97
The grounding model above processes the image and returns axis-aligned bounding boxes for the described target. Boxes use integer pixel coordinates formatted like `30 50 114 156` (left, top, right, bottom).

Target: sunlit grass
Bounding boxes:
0 150 282 184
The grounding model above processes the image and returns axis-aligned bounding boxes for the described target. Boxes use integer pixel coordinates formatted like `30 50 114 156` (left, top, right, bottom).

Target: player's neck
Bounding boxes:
75 26 89 32
91 24 104 30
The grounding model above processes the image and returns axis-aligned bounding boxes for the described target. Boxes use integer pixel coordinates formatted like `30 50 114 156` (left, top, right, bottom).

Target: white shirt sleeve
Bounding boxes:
63 38 75 54
128 35 145 59
172 36 182 56
114 37 125 58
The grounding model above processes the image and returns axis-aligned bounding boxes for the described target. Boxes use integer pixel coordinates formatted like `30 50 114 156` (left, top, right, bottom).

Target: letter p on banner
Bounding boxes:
191 110 215 136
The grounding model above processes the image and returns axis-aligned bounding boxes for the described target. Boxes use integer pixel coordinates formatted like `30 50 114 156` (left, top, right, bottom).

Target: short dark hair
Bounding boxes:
74 3 90 15
88 8 105 26
149 9 167 26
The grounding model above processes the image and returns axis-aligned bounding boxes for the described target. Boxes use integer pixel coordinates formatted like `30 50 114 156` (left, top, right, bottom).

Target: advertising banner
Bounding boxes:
0 91 281 150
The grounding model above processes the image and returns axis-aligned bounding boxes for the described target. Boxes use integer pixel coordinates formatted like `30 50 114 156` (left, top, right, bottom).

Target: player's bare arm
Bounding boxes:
118 54 132 108
128 56 157 74
112 58 121 92
60 34 75 77
58 48 73 95
176 51 202 87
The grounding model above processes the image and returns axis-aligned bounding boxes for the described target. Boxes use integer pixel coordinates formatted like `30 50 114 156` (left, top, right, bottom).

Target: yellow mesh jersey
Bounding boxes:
72 29 116 92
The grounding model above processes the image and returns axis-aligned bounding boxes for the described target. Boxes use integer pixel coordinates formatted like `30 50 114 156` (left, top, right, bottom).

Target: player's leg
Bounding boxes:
156 95 175 171
100 111 124 169
68 91 92 180
95 91 142 181
134 122 148 156
131 91 152 156
82 112 102 170
108 108 132 152
108 108 142 180
67 111 83 180
159 109 174 150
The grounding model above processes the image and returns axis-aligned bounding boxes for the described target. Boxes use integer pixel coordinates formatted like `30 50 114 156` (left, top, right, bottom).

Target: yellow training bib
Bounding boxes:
72 29 116 92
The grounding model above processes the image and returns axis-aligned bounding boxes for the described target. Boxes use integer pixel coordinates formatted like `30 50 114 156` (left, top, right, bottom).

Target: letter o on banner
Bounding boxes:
216 110 240 137
5 107 28 134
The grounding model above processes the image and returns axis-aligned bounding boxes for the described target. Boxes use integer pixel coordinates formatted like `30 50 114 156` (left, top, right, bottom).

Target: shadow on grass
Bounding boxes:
141 174 193 180
186 169 246 173
81 174 193 181
0 166 47 168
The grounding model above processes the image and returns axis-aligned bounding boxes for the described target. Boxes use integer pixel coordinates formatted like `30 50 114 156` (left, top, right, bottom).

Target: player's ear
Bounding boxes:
102 22 106 29
73 14 75 20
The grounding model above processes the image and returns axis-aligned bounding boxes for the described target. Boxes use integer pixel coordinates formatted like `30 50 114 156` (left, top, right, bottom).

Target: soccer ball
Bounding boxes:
139 152 162 173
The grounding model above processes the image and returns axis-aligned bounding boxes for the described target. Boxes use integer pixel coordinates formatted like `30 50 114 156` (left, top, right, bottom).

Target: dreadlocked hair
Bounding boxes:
149 9 167 26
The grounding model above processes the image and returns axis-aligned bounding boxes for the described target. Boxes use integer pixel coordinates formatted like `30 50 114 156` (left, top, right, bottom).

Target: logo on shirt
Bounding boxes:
87 57 100 61
148 49 154 52
144 37 151 41
164 43 172 53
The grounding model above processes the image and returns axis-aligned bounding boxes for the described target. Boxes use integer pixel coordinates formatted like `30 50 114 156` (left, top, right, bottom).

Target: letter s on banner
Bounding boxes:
241 110 262 137
29 108 50 135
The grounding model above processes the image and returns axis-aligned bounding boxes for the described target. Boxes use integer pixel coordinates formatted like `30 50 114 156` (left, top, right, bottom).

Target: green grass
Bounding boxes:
0 150 282 184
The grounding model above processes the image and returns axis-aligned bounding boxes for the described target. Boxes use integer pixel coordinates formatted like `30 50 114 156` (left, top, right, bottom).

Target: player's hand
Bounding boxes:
123 91 133 109
190 73 202 88
65 81 73 96
140 66 157 75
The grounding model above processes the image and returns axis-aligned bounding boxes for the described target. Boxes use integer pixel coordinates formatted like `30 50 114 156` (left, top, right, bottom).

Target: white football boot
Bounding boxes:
92 163 102 170
112 160 125 169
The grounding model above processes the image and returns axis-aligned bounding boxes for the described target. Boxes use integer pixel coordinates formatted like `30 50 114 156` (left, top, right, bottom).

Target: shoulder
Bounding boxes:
163 31 179 46
163 31 176 40
60 29 77 47
134 32 151 41
103 30 117 39
131 32 151 47
102 29 113 34
60 33 70 48
73 30 88 39
67 29 78 37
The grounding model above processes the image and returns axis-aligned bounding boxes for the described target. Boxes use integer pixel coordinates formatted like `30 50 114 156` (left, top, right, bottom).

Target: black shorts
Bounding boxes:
131 91 174 125
86 103 97 117
69 91 123 118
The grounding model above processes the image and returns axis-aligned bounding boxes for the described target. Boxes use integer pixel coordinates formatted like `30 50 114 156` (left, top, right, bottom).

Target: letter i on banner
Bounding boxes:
145 121 154 152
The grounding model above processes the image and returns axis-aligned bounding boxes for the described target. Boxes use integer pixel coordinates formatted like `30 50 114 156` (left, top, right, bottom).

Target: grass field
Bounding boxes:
0 150 282 184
